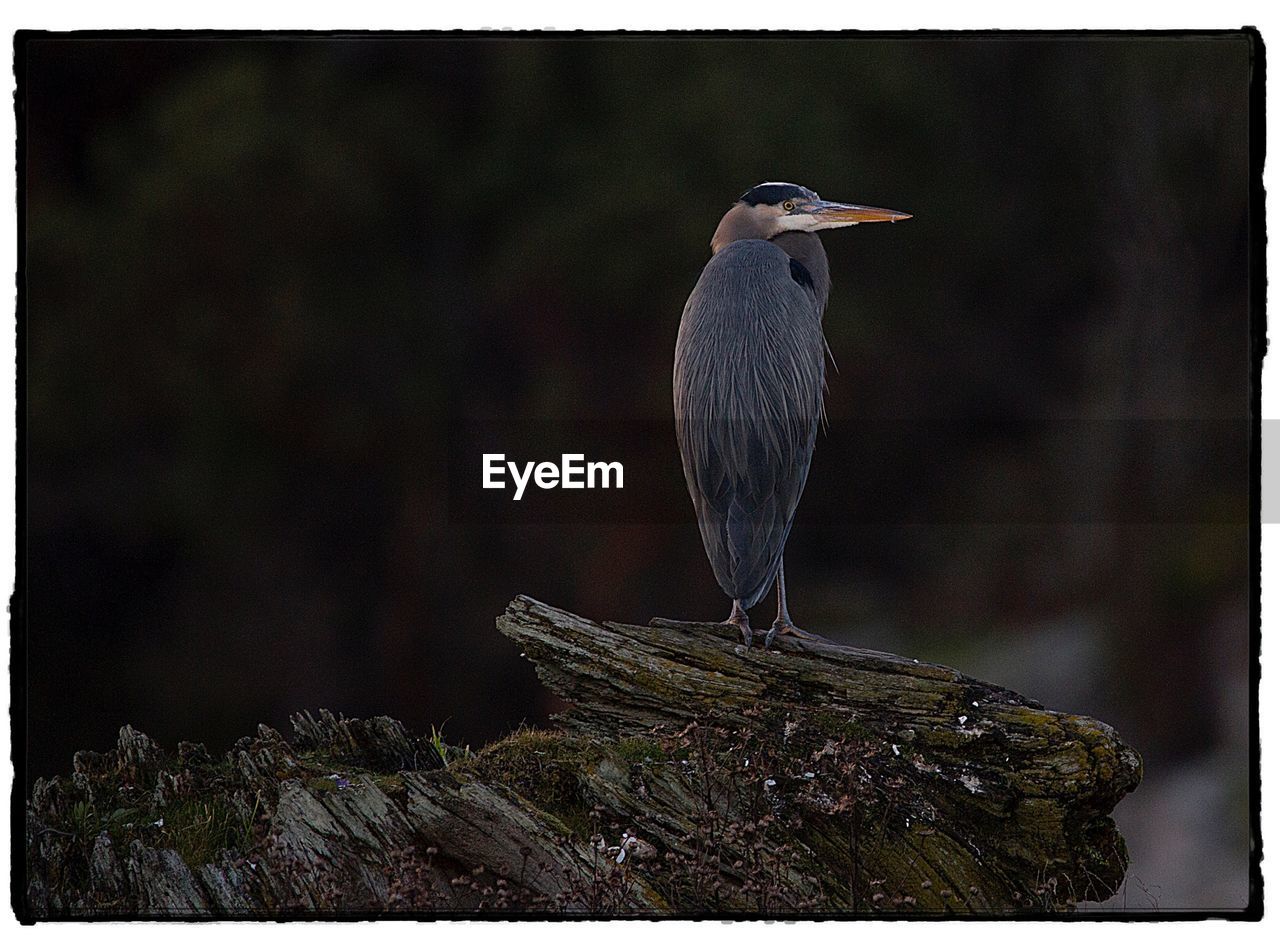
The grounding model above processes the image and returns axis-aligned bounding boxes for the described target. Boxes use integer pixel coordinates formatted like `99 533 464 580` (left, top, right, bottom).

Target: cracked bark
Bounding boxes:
22 595 1141 918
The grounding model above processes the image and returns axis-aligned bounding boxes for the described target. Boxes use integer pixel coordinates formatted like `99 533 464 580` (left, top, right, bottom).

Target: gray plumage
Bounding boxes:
672 182 909 646
674 237 827 608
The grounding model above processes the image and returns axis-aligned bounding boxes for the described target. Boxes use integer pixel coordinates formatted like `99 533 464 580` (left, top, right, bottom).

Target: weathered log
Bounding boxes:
22 595 1141 918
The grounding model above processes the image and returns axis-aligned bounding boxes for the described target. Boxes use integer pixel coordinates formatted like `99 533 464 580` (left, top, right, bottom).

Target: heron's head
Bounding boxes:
711 182 910 254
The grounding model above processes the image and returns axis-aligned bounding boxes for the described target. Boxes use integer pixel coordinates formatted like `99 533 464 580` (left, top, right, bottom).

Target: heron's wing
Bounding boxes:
673 239 826 608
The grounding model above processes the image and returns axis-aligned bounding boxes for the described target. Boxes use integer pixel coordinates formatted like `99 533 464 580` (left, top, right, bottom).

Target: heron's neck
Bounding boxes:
710 203 767 254
772 231 832 312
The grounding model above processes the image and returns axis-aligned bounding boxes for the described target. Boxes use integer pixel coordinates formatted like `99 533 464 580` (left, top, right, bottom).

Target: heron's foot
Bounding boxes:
763 618 826 650
724 613 753 647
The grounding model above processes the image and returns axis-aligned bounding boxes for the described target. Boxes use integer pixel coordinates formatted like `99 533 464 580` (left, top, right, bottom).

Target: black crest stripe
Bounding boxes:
739 183 807 206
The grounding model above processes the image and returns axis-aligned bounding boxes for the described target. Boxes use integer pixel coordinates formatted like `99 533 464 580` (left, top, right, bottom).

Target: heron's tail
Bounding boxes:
722 499 784 609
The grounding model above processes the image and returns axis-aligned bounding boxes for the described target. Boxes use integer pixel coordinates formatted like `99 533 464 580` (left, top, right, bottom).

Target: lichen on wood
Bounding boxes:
22 595 1141 918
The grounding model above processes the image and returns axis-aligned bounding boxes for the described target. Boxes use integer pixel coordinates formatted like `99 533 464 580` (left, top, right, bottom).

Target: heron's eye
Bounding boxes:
782 200 796 212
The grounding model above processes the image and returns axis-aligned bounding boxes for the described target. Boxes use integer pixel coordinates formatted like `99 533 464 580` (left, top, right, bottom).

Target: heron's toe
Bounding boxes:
723 614 753 648
766 619 825 649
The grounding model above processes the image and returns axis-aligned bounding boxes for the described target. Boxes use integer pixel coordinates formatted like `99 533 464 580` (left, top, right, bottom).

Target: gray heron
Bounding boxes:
673 182 910 648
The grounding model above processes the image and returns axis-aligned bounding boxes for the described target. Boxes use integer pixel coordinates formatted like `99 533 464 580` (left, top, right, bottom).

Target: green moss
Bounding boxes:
613 737 666 765
808 709 873 740
1016 710 1063 731
370 772 406 797
462 729 601 839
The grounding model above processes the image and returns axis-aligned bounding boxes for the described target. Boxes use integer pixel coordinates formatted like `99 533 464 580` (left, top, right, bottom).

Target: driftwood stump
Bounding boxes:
22 596 1141 918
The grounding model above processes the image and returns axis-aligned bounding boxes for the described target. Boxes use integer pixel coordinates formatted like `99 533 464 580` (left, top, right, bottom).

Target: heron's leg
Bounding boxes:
723 599 753 647
764 559 825 649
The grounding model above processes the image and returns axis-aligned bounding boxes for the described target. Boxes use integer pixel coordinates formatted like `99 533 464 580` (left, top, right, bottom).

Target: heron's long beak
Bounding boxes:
803 200 912 228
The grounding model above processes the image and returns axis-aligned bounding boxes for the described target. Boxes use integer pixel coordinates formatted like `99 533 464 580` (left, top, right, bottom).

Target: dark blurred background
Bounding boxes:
20 35 1253 910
